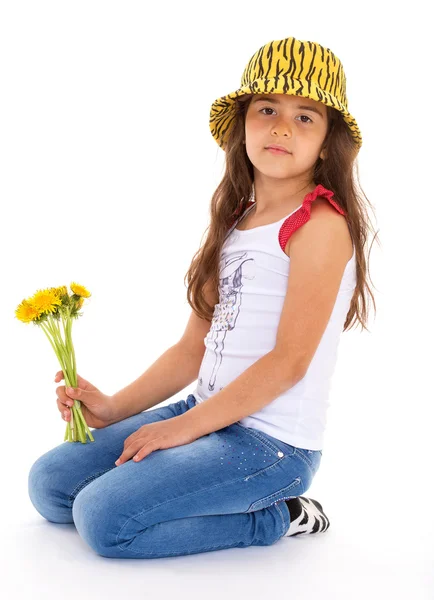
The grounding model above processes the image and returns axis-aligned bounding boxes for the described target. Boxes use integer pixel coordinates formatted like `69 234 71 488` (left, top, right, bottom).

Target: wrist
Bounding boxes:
107 393 126 424
178 406 206 438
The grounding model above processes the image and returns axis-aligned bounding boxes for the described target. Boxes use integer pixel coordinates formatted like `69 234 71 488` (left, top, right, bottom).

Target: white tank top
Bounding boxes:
192 184 356 451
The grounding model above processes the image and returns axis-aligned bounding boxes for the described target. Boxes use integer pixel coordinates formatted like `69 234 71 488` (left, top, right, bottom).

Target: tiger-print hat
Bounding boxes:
209 37 362 152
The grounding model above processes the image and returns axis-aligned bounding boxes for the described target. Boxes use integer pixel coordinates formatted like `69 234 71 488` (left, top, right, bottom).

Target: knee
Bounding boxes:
28 451 74 524
72 485 123 558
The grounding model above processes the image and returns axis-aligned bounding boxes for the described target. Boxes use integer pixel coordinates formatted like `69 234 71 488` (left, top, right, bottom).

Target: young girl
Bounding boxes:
28 36 376 559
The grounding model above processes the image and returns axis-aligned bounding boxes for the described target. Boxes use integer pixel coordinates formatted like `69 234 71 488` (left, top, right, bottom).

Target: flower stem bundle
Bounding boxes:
15 283 94 443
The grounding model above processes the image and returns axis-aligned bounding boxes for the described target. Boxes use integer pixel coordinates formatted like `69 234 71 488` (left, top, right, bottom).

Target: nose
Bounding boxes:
272 126 291 138
272 116 292 138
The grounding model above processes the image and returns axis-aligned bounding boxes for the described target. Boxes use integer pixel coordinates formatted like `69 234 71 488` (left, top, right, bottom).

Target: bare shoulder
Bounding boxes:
285 196 353 262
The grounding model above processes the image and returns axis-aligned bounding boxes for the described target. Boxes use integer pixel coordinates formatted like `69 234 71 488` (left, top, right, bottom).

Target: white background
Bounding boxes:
1 1 432 598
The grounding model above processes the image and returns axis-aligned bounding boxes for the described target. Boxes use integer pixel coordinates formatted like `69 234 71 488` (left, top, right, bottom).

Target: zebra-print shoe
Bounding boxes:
283 496 330 537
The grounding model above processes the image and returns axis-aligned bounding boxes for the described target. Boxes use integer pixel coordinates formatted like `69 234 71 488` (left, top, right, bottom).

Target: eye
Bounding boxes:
297 115 313 124
259 107 276 116
258 107 313 124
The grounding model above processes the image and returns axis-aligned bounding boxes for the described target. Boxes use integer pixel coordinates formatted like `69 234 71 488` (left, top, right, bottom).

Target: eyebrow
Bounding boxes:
251 95 324 119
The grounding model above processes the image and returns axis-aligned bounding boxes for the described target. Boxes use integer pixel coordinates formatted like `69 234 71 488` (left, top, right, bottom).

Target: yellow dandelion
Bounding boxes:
15 281 94 443
51 286 71 310
70 282 91 298
53 285 69 298
15 299 41 323
30 288 62 316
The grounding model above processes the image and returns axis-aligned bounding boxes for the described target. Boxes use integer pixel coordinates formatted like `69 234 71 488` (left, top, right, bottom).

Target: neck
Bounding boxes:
252 175 317 216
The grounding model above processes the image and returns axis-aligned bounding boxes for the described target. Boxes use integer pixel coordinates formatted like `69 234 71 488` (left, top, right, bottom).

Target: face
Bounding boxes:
244 93 328 180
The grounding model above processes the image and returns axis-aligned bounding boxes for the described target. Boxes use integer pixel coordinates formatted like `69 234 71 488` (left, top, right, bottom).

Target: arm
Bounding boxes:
179 200 352 438
178 349 304 436
112 342 204 421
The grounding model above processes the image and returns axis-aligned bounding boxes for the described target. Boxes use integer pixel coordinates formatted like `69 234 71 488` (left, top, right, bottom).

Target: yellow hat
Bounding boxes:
209 37 362 152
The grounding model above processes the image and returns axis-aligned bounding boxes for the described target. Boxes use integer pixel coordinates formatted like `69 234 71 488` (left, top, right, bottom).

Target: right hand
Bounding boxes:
55 371 118 429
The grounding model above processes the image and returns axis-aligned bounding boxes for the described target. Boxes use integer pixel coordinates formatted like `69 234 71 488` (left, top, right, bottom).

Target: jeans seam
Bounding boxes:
243 457 287 482
68 467 114 508
116 539 252 558
234 423 289 455
274 501 289 537
116 500 289 556
247 476 302 511
116 470 280 551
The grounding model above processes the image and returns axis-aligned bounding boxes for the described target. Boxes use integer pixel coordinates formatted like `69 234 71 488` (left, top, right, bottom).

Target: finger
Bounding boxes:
56 385 81 405
56 387 75 407
57 405 71 422
115 440 143 465
133 439 160 462
123 435 136 449
56 393 75 424
130 447 145 463
54 371 64 382
57 397 74 412
65 386 81 400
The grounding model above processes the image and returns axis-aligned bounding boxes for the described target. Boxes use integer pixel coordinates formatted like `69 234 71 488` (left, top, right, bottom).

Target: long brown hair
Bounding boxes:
184 94 379 332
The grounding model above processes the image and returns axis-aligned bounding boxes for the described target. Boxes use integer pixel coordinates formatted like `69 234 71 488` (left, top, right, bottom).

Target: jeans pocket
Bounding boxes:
246 476 303 512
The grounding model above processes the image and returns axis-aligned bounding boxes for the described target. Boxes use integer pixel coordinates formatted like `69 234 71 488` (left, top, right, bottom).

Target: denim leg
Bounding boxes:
29 394 321 558
27 396 198 524
70 403 320 558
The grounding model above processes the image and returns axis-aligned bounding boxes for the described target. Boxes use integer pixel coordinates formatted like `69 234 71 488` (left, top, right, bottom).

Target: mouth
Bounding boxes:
266 147 291 155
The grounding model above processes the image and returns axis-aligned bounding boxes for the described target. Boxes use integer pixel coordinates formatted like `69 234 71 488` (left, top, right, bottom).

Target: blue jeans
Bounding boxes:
28 394 322 559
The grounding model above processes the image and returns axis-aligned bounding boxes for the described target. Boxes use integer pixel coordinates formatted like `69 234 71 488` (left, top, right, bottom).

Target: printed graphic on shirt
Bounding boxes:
198 251 256 393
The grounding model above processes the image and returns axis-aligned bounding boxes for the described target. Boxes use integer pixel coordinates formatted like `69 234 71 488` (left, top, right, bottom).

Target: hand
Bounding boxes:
115 415 199 465
55 371 118 429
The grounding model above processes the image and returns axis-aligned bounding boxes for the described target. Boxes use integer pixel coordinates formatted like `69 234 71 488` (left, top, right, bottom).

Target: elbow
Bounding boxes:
271 349 307 385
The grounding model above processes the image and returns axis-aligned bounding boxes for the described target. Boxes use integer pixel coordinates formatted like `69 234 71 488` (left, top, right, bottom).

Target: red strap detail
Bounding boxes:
278 184 345 253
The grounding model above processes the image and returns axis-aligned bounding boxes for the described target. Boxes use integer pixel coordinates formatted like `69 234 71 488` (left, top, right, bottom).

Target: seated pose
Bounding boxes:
28 35 375 559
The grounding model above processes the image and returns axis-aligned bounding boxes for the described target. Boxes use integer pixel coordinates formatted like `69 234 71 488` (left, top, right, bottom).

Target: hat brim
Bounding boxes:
209 76 362 151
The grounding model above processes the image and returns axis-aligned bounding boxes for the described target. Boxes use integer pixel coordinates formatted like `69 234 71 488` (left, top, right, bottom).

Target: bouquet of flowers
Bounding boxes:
15 283 94 443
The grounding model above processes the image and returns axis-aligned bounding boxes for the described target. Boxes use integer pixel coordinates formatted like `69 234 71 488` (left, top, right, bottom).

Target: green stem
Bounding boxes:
67 404 94 443
61 311 73 383
73 404 85 443
40 322 71 402
64 307 77 387
41 318 72 388
57 314 73 386
38 305 94 443
76 405 95 442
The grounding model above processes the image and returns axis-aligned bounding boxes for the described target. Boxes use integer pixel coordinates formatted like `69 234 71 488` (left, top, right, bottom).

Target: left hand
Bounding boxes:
115 415 200 465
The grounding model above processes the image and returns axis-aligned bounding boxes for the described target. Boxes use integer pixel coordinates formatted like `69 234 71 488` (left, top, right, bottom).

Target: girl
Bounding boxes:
28 36 376 559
